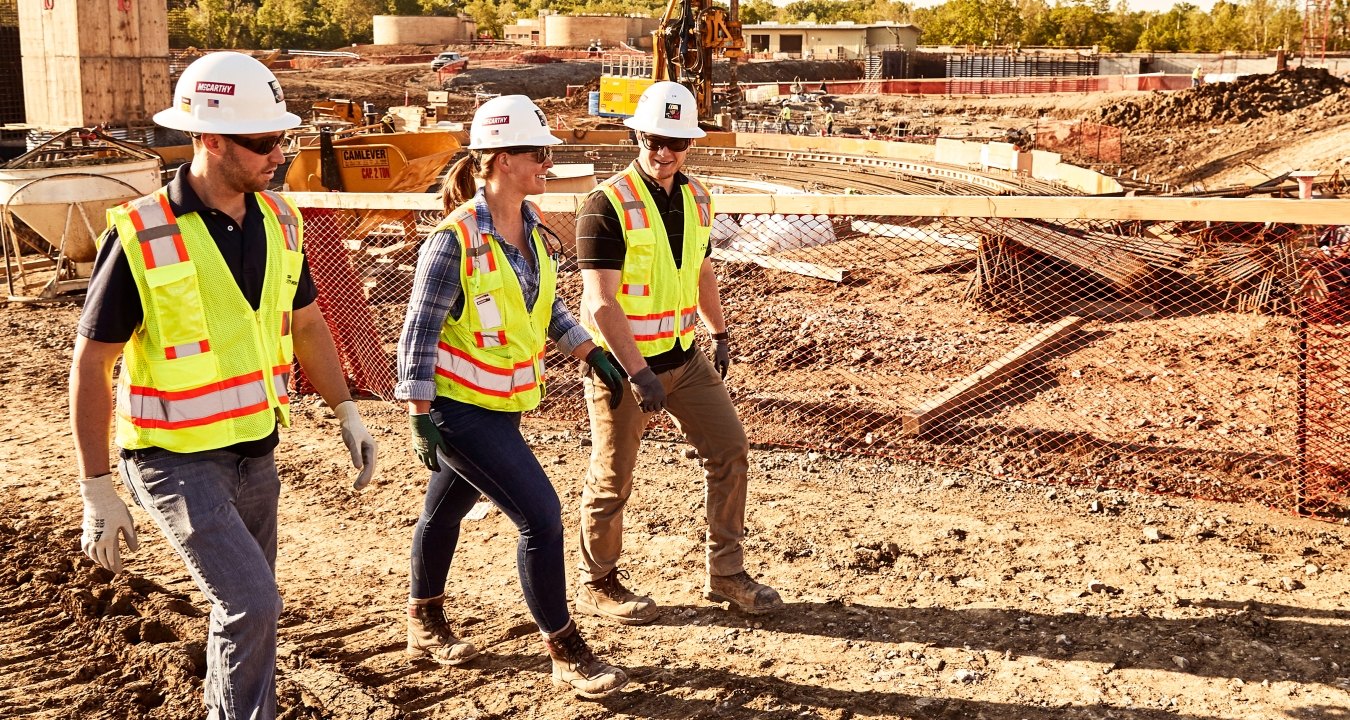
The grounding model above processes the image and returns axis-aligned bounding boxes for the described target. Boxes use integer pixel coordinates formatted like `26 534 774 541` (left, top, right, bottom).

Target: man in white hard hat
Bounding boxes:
69 51 378 719
572 81 785 625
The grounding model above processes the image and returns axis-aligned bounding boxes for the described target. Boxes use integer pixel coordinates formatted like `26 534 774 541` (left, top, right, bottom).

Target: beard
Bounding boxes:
220 142 275 194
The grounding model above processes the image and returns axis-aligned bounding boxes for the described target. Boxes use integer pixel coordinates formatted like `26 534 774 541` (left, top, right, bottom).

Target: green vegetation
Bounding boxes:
169 0 1343 53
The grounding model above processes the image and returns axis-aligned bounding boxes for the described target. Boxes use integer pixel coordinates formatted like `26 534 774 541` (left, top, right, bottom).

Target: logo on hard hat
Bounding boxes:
482 115 510 126
195 81 235 95
179 96 192 112
268 80 284 103
535 109 546 126
664 103 681 120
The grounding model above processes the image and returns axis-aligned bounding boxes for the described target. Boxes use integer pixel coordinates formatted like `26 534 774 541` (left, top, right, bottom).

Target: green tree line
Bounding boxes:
170 0 1345 53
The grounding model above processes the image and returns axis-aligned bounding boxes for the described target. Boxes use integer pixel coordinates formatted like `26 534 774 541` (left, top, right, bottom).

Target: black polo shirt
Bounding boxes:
78 165 318 457
575 163 711 373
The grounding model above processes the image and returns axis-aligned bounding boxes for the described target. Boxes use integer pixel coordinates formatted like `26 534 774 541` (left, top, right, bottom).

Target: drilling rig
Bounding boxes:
653 0 745 121
595 0 744 124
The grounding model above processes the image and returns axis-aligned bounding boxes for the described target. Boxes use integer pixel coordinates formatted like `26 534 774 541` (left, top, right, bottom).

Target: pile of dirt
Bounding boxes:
718 59 862 84
444 62 603 99
1095 67 1347 130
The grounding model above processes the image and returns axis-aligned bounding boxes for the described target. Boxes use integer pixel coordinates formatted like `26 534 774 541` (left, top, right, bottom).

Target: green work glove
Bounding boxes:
586 347 626 410
409 413 449 472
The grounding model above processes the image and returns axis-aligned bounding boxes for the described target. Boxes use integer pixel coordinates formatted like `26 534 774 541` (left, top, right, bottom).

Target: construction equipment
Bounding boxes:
653 0 744 120
312 99 380 128
596 0 743 122
285 130 460 194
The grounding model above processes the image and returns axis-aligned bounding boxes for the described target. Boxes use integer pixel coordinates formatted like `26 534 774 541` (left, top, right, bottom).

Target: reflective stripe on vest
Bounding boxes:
628 306 699 342
129 194 188 269
127 365 291 430
258 191 300 251
621 283 650 296
609 173 651 231
436 343 543 399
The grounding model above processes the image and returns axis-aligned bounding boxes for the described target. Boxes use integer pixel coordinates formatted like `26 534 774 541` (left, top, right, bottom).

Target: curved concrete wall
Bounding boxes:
543 15 656 48
373 15 475 45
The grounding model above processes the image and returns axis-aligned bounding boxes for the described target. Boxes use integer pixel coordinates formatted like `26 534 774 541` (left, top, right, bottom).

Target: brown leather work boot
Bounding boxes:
407 599 479 665
704 571 785 614
544 622 628 699
575 568 659 625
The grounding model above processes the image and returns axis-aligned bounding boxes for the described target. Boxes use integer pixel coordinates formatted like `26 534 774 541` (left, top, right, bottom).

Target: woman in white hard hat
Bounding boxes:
394 95 629 699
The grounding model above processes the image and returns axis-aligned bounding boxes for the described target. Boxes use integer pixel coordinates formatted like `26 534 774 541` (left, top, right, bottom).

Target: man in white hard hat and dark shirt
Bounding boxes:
572 81 785 625
69 51 378 719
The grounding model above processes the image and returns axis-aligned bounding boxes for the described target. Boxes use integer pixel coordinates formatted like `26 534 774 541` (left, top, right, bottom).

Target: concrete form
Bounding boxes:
373 15 475 45
19 0 169 127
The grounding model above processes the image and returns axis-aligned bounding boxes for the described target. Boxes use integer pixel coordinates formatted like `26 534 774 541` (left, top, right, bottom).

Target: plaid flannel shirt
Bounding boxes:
395 190 591 402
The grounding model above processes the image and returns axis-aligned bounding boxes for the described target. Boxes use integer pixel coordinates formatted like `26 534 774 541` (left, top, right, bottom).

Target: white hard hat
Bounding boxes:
623 81 706 139
153 52 301 134
468 95 562 150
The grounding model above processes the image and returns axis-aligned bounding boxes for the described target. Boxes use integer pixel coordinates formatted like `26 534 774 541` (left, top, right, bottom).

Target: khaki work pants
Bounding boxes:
579 351 749 580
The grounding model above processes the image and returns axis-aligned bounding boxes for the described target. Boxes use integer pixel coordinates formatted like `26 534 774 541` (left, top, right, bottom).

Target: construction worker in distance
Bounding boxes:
1192 65 1203 87
823 108 835 136
780 102 793 134
395 94 629 699
572 81 786 626
69 51 378 720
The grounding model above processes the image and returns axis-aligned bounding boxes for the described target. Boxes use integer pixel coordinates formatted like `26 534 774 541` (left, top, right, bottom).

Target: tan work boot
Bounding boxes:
704 571 785 614
407 599 479 665
544 622 628 699
575 568 659 625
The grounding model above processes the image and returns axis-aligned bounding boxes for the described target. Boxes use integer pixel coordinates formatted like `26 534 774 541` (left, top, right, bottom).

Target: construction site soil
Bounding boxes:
3 52 1349 720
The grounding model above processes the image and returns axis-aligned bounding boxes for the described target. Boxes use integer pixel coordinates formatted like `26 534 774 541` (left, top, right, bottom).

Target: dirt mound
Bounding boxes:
445 62 603 100
722 59 863 84
1095 67 1347 130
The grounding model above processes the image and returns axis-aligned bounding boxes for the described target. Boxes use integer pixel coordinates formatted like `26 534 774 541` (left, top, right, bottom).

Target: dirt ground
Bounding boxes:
3 53 1349 720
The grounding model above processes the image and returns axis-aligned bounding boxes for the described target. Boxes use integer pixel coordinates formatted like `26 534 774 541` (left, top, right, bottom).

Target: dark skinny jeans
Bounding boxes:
410 396 570 633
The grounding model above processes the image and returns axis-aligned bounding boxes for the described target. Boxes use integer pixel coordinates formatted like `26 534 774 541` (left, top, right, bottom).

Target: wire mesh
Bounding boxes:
293 195 1348 520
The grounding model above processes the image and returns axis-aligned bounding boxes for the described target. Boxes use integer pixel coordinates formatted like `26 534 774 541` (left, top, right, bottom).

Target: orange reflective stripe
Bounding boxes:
474 330 507 348
164 339 209 359
626 305 697 341
434 342 540 398
612 174 650 230
621 283 650 296
688 177 712 226
127 370 270 429
280 311 291 336
272 365 291 405
259 192 300 251
129 194 188 270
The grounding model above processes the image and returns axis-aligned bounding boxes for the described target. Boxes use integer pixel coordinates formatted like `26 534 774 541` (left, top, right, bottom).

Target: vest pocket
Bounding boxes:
146 351 218 392
144 261 209 350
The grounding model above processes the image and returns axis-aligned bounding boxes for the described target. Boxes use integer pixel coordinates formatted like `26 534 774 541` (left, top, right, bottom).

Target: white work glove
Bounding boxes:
335 400 377 490
80 473 139 574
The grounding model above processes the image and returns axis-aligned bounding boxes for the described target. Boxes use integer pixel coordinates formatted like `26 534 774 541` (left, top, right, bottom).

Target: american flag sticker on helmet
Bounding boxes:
664 102 681 120
207 98 220 108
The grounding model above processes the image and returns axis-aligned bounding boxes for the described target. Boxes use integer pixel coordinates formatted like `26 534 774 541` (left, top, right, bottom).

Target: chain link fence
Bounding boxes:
289 192 1350 520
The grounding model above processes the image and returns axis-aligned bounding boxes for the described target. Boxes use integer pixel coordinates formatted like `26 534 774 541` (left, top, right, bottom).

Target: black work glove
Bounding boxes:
409 413 449 472
628 367 666 413
712 331 731 379
585 347 625 410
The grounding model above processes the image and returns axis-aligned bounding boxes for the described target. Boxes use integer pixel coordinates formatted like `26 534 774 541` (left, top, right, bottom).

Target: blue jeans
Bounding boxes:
120 448 283 720
412 396 569 633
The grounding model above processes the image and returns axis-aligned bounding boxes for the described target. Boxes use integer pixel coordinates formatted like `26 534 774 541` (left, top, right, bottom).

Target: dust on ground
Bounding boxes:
3 294 1349 720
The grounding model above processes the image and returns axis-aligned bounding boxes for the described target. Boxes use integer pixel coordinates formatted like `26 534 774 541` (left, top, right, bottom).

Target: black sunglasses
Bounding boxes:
222 132 287 155
501 146 553 163
639 134 692 153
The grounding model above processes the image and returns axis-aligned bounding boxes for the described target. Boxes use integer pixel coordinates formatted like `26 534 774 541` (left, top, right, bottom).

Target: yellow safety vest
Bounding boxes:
431 201 556 412
589 163 712 357
106 190 303 452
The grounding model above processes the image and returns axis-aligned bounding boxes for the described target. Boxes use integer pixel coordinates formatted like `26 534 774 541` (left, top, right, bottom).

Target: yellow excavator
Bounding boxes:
653 0 744 120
